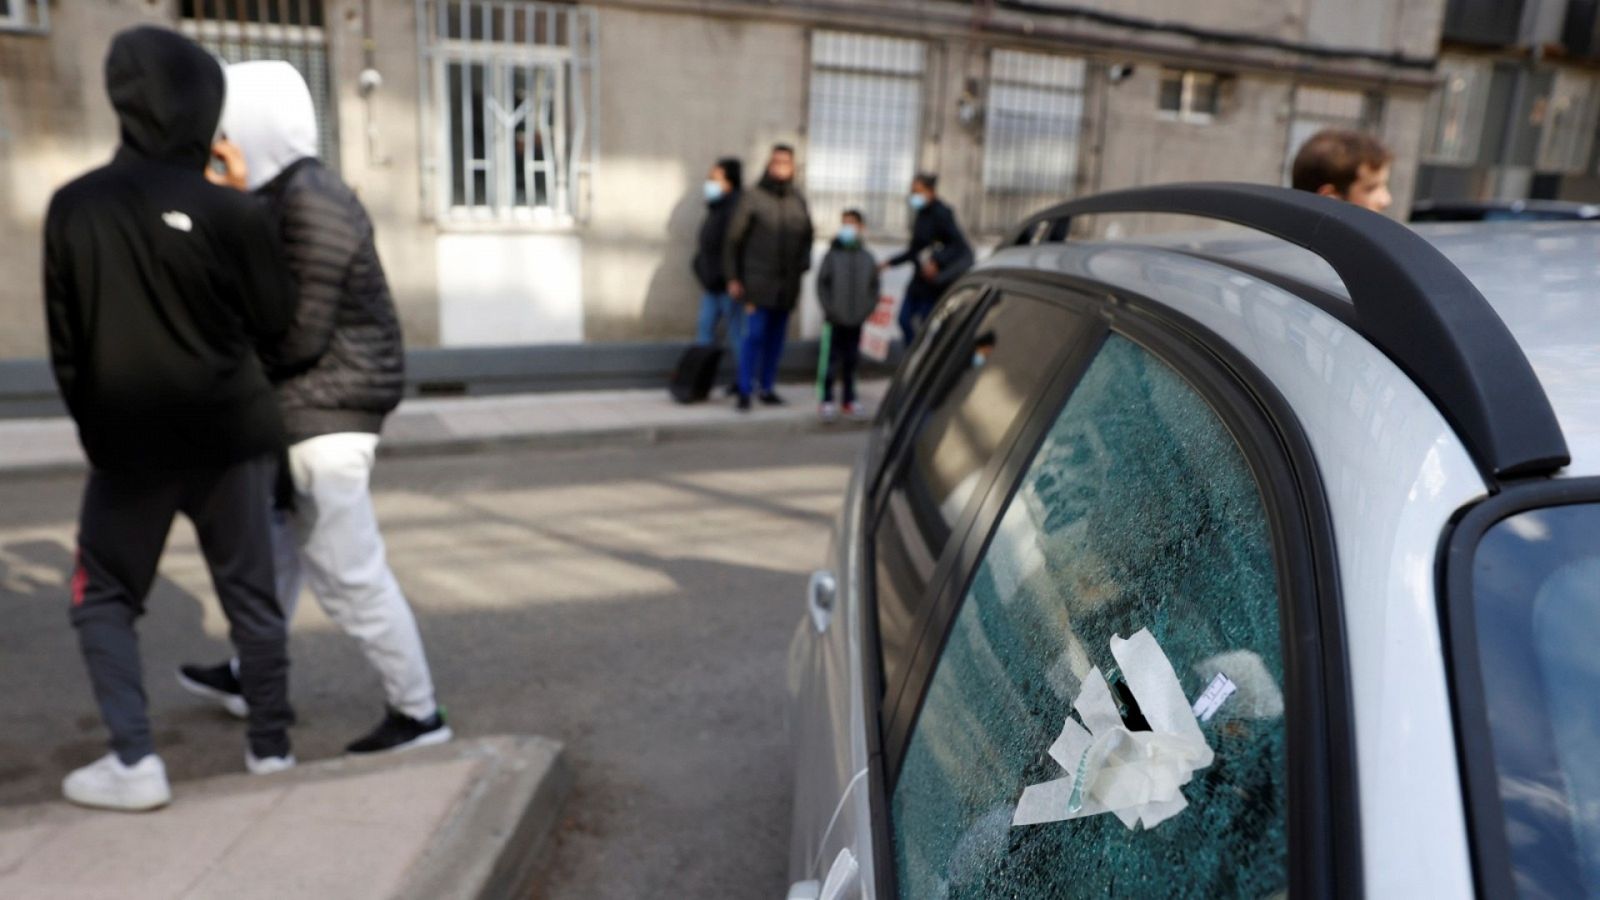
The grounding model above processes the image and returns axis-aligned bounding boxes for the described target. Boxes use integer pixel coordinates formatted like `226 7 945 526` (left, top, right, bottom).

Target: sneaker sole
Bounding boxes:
63 783 171 812
176 672 249 720
348 725 455 756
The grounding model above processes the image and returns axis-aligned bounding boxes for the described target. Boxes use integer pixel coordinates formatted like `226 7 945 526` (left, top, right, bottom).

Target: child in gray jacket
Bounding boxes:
815 209 881 421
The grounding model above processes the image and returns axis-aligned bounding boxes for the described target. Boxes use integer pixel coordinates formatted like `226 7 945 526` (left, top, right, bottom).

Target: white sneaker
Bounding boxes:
62 753 171 812
819 402 839 424
245 751 296 775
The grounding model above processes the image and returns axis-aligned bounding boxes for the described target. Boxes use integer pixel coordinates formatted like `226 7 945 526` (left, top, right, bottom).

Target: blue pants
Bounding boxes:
695 292 745 370
898 292 935 348
738 307 790 397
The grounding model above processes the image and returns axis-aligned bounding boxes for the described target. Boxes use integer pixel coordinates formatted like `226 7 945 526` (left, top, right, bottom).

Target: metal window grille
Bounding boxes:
1420 57 1493 166
0 0 47 32
417 0 598 225
1283 86 1383 182
806 31 926 236
178 0 339 168
980 49 1086 233
1535 69 1600 174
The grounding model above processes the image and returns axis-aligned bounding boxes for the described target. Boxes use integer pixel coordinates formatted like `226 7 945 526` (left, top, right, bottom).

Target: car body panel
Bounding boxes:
787 457 874 891
1149 223 1600 477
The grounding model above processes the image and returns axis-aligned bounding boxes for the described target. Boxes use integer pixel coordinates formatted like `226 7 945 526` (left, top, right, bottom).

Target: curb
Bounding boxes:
397 736 573 900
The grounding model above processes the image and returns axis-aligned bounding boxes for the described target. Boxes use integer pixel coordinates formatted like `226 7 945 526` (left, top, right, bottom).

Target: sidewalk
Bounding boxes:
0 380 886 476
0 736 569 900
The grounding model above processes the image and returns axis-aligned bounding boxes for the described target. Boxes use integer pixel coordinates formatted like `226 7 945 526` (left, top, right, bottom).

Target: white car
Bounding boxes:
785 183 1600 899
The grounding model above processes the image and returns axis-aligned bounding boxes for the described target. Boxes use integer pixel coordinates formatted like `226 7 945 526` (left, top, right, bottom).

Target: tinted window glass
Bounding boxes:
877 286 984 435
874 296 1085 703
1470 503 1600 899
891 335 1288 899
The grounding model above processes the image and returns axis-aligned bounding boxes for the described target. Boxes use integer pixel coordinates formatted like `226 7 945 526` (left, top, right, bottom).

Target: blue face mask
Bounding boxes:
839 224 860 245
908 192 928 211
704 181 725 202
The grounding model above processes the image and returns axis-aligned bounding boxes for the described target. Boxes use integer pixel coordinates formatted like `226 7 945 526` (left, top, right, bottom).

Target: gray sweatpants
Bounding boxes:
71 454 294 763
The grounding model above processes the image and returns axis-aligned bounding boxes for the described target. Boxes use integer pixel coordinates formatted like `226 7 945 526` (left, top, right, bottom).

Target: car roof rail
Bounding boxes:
1003 181 1571 480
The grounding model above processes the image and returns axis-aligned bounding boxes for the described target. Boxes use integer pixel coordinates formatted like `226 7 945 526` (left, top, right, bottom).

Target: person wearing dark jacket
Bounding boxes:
44 26 298 811
723 144 814 410
880 172 973 347
815 209 879 422
692 157 744 380
177 61 452 756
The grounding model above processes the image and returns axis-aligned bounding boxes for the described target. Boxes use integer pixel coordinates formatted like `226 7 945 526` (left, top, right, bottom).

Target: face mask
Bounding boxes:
908 192 928 211
972 351 988 369
704 181 725 202
839 224 860 245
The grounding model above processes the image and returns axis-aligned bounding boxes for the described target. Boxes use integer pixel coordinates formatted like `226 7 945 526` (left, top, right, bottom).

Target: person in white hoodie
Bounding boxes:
178 61 452 755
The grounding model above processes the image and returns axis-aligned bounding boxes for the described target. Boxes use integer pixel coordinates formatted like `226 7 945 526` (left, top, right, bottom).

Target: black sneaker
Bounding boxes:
177 661 248 719
759 391 786 406
735 394 752 413
345 708 454 755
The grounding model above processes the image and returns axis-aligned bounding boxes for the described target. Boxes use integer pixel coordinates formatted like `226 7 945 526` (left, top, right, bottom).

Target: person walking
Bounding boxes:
724 144 814 411
880 172 973 347
44 27 299 810
177 61 451 755
815 209 879 423
692 157 745 391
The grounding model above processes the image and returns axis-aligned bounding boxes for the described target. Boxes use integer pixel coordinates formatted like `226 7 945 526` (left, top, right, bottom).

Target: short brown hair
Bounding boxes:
1291 129 1392 195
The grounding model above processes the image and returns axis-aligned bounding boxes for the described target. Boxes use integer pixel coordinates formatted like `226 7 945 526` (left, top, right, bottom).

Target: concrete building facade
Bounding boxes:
0 0 1448 360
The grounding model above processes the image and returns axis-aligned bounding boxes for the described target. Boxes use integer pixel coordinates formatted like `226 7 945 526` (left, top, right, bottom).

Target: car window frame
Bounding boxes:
866 269 1356 900
866 288 1102 735
1439 475 1600 900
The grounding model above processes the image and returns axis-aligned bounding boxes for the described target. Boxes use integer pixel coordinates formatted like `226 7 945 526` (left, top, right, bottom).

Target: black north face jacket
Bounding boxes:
42 27 294 472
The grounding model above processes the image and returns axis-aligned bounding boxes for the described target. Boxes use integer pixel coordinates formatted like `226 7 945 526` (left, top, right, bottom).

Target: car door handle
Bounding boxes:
808 569 838 633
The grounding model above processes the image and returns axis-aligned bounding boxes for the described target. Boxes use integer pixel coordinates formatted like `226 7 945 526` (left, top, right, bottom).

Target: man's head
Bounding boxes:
911 172 938 208
105 26 225 170
1291 129 1393 213
220 61 320 191
767 144 796 184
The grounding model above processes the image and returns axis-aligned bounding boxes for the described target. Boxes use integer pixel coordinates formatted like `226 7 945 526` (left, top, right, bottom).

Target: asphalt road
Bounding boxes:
0 430 863 899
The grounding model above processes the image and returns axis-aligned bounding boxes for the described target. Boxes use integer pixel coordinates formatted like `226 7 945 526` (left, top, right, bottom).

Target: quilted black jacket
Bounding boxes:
259 158 405 441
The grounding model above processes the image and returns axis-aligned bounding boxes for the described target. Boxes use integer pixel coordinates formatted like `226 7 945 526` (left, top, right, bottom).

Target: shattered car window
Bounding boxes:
890 334 1288 899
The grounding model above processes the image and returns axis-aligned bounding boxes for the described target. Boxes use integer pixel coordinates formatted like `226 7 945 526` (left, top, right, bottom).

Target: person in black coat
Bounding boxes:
723 145 815 410
692 157 743 391
178 60 451 756
879 172 973 347
45 26 298 809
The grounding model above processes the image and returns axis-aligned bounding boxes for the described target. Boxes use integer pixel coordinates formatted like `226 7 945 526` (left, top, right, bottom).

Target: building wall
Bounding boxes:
583 7 806 341
0 0 1448 361
0 0 170 359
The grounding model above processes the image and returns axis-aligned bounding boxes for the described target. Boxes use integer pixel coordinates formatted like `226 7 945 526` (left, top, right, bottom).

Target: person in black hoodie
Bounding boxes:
176 61 452 756
723 144 814 410
879 172 973 347
692 157 744 385
43 26 298 811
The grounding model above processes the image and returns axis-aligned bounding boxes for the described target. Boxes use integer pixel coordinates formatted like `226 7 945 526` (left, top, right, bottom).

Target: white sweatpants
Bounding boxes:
273 432 437 721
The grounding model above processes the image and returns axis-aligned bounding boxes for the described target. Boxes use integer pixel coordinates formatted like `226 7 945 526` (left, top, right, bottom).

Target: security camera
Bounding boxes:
1109 63 1135 84
358 68 383 96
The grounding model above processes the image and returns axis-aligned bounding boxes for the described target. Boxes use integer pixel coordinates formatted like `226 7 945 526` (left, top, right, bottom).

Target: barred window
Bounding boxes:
1536 69 1600 174
1420 58 1493 166
981 50 1086 233
178 0 339 168
807 31 927 236
0 0 48 32
421 0 597 225
1284 86 1382 182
